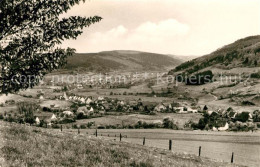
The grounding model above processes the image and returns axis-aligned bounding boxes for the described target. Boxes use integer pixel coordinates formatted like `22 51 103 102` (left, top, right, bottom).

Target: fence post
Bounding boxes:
199 146 201 156
95 129 97 137
120 133 122 141
169 140 172 150
143 137 145 145
231 152 234 163
78 128 80 134
60 125 62 132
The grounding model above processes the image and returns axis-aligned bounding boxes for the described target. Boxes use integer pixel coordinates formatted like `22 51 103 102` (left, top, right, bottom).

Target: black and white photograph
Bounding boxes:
0 0 260 166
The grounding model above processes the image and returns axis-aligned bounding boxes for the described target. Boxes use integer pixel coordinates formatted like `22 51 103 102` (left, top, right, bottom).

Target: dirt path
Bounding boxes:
0 122 6 167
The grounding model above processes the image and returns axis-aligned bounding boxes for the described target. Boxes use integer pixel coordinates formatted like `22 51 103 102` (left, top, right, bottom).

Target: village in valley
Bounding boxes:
1 67 259 133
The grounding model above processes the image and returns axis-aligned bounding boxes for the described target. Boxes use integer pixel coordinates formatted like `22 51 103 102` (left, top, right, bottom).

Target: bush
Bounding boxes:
51 124 60 129
251 72 260 79
58 118 76 124
72 124 78 129
234 112 250 122
17 102 39 124
163 118 179 130
80 124 87 129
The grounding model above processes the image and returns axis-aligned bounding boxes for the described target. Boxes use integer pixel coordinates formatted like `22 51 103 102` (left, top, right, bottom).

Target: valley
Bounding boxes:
1 36 260 166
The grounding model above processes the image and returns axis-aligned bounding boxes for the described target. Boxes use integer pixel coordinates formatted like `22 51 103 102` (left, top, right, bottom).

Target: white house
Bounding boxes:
63 92 68 101
98 96 104 101
77 106 88 115
35 117 40 125
207 110 214 115
154 104 167 112
86 98 92 104
218 123 229 131
50 114 57 121
174 107 187 113
89 107 94 113
63 111 74 116
212 127 218 131
80 97 85 104
39 95 44 100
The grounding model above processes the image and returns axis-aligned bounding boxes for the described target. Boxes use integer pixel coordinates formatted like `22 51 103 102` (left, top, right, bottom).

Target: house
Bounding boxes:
77 84 83 89
50 114 57 121
154 103 167 112
86 98 92 104
39 95 44 100
129 100 138 107
63 92 68 101
186 107 198 113
206 110 214 115
63 111 74 116
98 96 104 101
80 97 85 104
117 100 125 106
174 107 187 113
35 117 40 125
248 113 253 122
89 107 94 113
212 127 218 131
77 106 88 115
218 123 229 131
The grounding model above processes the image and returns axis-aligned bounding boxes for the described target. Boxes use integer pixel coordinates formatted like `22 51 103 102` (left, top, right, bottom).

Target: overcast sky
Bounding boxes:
61 0 260 56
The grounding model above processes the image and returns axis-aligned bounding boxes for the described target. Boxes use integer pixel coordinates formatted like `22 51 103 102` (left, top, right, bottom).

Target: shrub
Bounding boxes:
250 72 260 78
51 124 60 129
234 112 250 122
80 124 87 129
163 118 179 130
58 118 76 124
17 102 39 124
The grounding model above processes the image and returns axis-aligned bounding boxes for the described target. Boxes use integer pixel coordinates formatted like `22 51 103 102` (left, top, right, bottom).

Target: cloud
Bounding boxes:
90 25 128 44
134 19 190 38
88 19 190 52
61 0 260 55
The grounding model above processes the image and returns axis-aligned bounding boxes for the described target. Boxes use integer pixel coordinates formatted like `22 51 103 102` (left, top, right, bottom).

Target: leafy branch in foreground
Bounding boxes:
0 0 102 94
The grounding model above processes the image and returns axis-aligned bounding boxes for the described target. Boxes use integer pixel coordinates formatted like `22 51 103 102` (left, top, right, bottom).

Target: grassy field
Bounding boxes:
75 113 202 128
0 121 242 167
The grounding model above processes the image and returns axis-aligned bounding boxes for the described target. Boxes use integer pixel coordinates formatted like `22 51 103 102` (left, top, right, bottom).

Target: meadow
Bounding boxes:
0 121 241 167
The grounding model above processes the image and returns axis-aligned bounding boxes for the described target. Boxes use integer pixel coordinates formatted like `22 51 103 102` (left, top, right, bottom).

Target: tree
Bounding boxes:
0 0 102 94
203 105 208 111
243 57 249 65
17 101 39 124
254 60 258 67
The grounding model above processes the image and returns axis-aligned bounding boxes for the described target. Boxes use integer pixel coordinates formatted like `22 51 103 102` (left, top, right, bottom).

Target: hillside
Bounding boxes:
0 121 240 167
63 50 183 72
169 35 260 75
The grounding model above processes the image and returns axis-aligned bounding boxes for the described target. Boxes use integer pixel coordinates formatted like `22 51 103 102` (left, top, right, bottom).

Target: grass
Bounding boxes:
75 113 202 129
0 121 240 167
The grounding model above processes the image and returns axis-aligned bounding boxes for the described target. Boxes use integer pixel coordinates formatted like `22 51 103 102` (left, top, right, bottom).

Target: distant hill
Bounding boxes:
169 35 260 75
63 50 183 72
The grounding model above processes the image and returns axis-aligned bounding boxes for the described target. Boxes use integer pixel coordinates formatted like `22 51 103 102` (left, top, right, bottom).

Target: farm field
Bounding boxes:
81 129 260 167
75 113 202 128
